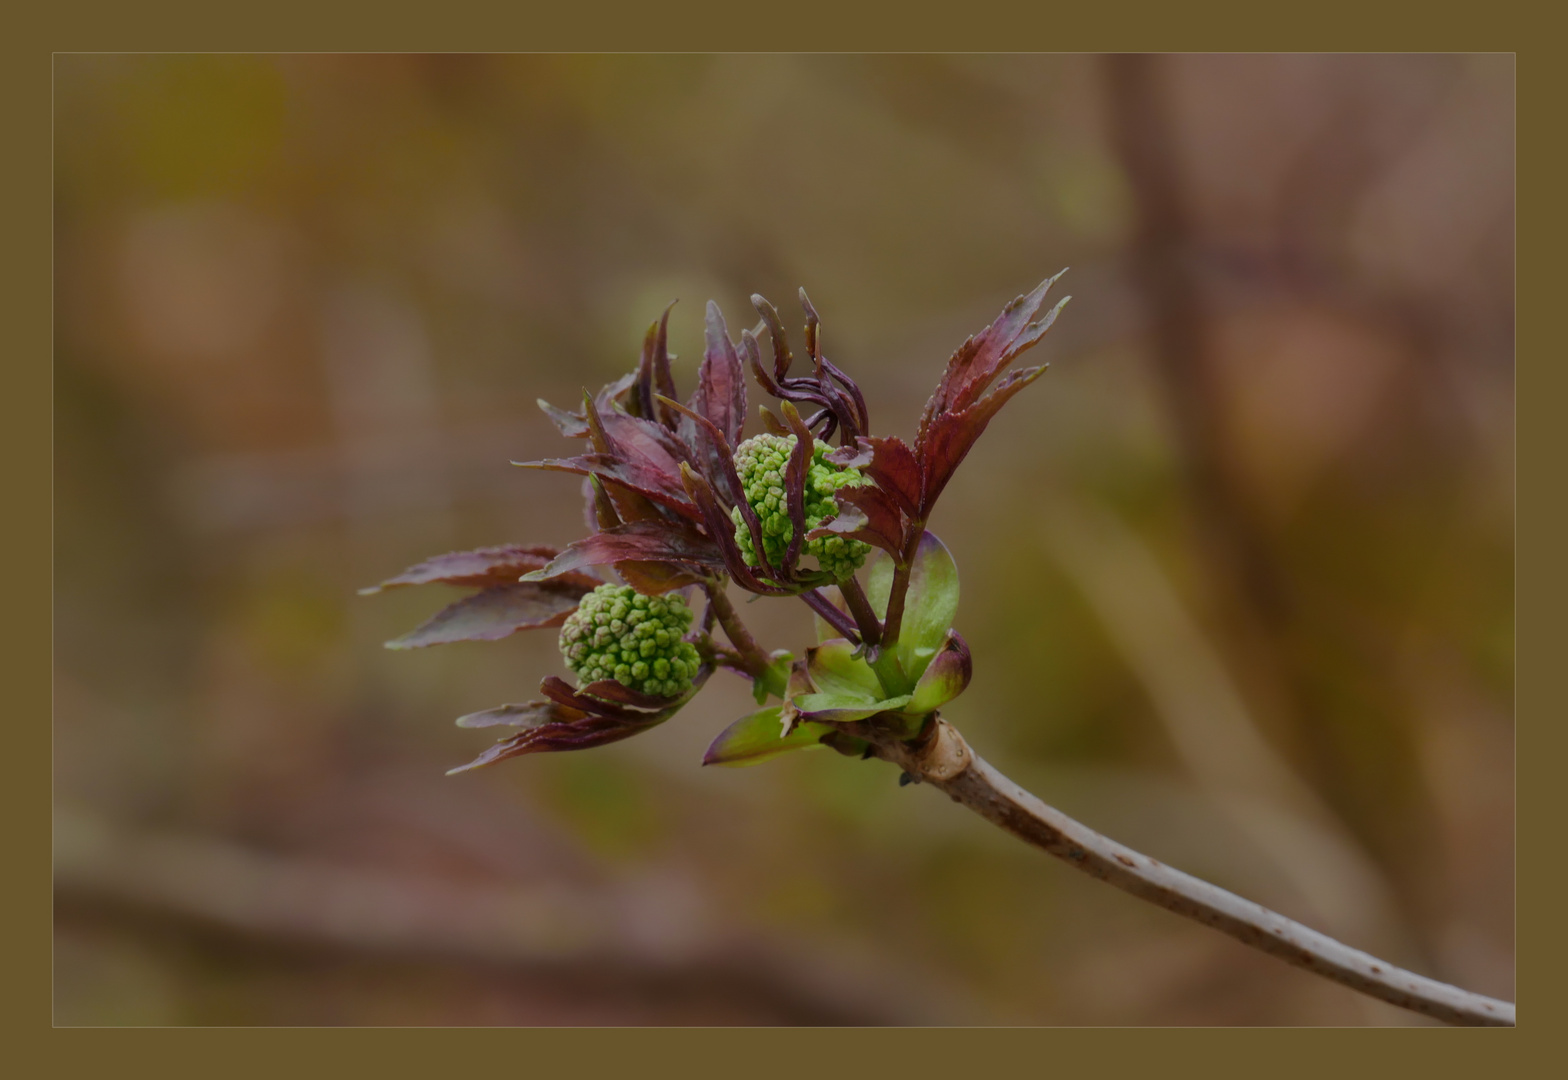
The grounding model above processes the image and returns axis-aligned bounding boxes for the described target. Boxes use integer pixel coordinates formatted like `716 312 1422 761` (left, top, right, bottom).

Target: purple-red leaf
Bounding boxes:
633 314 660 420
538 398 590 438
808 483 905 556
686 301 747 447
780 401 816 568
658 396 749 514
592 398 689 477
595 371 638 414
360 544 578 594
589 476 623 531
385 582 590 649
455 702 560 729
916 363 1049 513
907 629 973 713
517 454 700 520
449 659 717 773
750 295 796 382
537 371 639 439
574 390 695 524
600 478 667 526
659 396 781 582
538 675 663 720
917 269 1068 446
910 270 1067 516
519 521 725 582
650 302 680 424
829 436 921 520
539 668 711 721
613 560 705 595
447 702 658 773
577 679 683 712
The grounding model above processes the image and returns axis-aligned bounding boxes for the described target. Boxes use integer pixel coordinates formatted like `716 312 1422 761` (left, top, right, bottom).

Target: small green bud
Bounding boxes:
559 584 701 698
729 433 871 580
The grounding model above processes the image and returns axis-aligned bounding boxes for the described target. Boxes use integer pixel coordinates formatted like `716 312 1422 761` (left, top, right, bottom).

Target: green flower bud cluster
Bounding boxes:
729 433 871 581
559 584 701 698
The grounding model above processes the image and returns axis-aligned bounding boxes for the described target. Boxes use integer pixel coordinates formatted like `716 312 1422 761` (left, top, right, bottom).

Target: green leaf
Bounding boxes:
907 629 973 713
795 638 916 719
792 692 912 722
754 650 795 702
805 638 883 700
866 531 959 679
702 706 834 767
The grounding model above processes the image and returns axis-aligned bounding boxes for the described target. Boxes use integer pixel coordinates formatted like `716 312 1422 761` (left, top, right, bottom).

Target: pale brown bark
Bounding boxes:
855 719 1515 1027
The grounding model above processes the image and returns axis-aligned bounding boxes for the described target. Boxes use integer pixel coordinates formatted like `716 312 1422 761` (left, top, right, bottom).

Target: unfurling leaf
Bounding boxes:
792 692 913 723
915 363 1049 512
455 702 560 728
792 638 913 721
446 701 662 773
613 560 705 595
917 269 1068 441
809 483 905 556
908 629 973 713
384 582 591 649
519 521 725 582
450 662 713 773
702 705 834 767
539 674 693 717
914 270 1067 515
538 398 590 438
826 435 921 519
516 453 700 521
805 638 884 700
685 301 747 447
359 544 591 594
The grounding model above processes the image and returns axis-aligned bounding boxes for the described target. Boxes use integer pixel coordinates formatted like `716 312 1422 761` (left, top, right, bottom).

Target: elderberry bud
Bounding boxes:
558 584 701 698
729 433 871 581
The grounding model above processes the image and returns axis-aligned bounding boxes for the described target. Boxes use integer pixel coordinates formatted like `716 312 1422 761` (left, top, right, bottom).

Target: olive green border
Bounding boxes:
13 0 1554 1075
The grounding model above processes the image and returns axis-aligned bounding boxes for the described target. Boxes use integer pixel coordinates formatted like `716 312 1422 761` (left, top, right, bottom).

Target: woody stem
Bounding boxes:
879 525 925 652
850 718 1515 1028
703 581 775 687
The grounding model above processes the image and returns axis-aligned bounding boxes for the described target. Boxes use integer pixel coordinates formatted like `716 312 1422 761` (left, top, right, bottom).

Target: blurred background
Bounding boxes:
53 54 1513 1026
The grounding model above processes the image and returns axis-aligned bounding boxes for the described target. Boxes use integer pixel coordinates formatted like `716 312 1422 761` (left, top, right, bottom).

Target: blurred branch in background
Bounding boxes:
55 800 980 1026
1036 495 1400 928
1036 490 1413 1023
1101 52 1309 747
1098 54 1487 958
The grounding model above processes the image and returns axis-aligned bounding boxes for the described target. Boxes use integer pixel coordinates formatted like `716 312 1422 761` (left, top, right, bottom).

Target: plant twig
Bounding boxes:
879 528 923 651
53 804 976 1026
801 588 862 645
703 581 771 678
853 718 1515 1027
838 575 883 647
